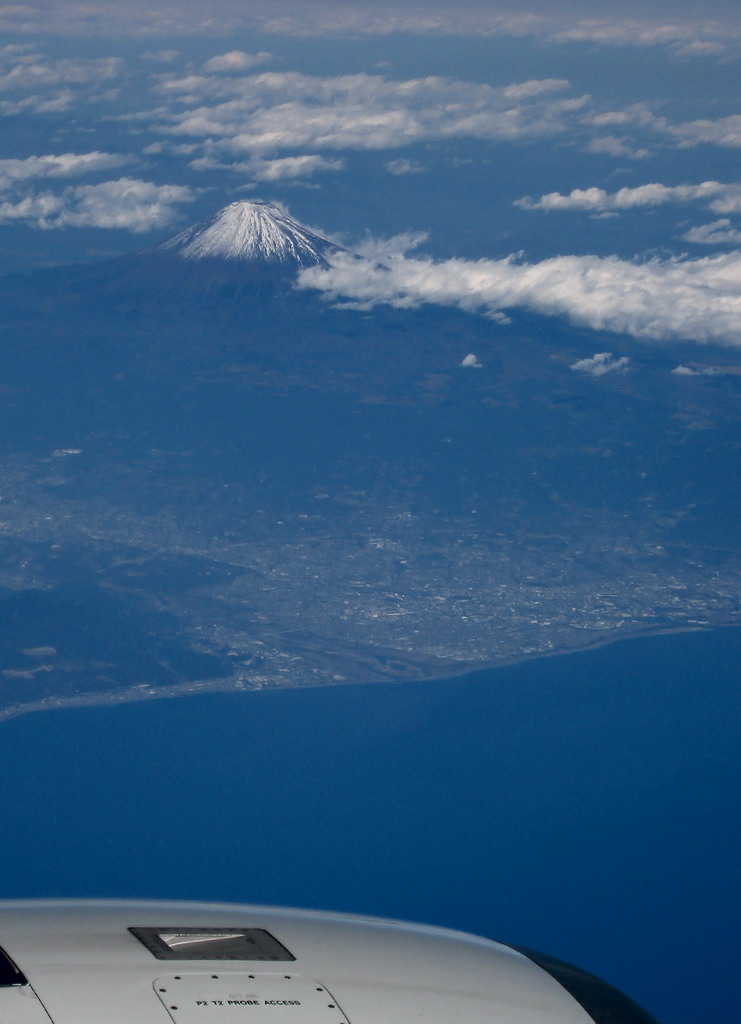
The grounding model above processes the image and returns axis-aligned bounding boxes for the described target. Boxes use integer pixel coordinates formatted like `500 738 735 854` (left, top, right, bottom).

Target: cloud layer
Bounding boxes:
202 51 272 73
516 180 741 249
571 352 629 375
152 71 584 156
140 60 741 179
0 151 130 190
190 153 345 182
0 147 193 233
298 244 741 347
683 220 741 246
0 178 195 231
0 45 123 113
5 2 739 61
516 181 741 215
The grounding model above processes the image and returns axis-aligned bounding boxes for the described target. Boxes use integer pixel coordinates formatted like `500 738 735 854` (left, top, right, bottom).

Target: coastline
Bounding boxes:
0 618 735 725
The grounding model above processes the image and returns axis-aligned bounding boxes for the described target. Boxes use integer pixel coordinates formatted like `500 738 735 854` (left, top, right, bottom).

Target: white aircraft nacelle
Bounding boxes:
0 901 657 1024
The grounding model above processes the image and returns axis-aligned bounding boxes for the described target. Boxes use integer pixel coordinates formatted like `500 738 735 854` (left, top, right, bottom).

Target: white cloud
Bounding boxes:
0 47 124 112
297 244 741 347
0 52 123 90
577 104 741 157
516 181 741 214
247 7 741 61
672 40 727 58
671 364 720 376
552 16 736 56
202 51 272 73
0 88 79 115
584 136 650 160
683 219 741 246
517 181 741 252
502 78 571 100
1 3 739 62
386 158 425 175
140 50 179 64
666 114 741 149
0 1 250 37
0 178 195 231
353 231 429 262
261 8 741 66
190 153 345 181
579 103 741 158
147 61 741 168
257 9 547 40
570 352 629 376
586 103 657 130
151 71 586 156
460 353 483 368
0 151 130 190
247 155 345 181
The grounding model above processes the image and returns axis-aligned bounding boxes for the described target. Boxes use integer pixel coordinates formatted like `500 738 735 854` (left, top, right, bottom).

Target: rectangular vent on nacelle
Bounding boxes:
129 927 295 961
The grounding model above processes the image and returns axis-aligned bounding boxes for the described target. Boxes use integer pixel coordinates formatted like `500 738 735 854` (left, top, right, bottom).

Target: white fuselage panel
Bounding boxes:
0 901 594 1024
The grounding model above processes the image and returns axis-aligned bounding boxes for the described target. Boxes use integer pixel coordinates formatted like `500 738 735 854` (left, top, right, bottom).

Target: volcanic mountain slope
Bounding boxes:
0 200 342 386
0 199 340 314
0 199 509 403
0 196 738 472
156 199 339 267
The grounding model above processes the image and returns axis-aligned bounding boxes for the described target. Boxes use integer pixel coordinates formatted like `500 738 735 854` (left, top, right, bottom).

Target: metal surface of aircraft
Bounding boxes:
0 900 658 1023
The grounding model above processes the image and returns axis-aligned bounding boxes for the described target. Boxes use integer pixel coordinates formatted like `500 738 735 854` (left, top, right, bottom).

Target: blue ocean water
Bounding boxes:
1 628 740 1024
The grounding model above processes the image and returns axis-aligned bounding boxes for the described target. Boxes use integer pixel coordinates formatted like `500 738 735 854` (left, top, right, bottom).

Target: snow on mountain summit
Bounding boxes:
158 200 338 267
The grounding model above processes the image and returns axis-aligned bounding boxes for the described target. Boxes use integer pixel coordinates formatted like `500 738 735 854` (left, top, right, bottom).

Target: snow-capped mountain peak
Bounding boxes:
157 200 337 267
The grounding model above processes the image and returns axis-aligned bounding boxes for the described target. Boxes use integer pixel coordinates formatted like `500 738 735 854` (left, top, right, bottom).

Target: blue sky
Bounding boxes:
1 0 740 351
